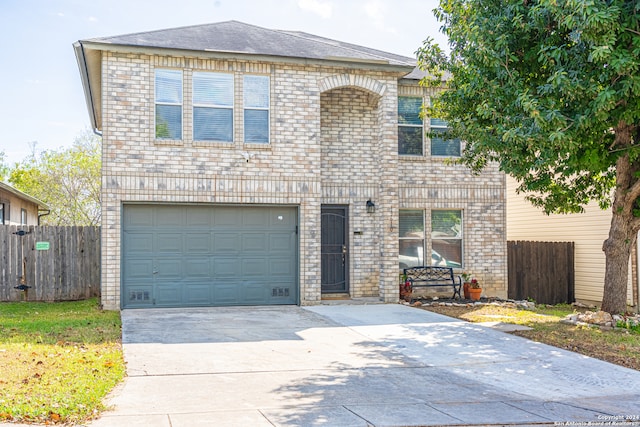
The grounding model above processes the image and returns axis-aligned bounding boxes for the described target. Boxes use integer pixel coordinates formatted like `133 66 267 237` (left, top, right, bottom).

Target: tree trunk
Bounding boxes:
602 133 640 314
602 211 634 314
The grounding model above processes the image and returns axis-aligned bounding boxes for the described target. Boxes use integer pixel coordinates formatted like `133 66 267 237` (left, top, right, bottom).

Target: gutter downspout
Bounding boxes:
37 209 50 226
75 41 102 137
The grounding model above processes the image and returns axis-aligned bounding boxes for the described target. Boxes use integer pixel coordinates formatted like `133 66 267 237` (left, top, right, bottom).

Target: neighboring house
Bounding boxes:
74 21 506 310
507 176 638 307
0 181 49 226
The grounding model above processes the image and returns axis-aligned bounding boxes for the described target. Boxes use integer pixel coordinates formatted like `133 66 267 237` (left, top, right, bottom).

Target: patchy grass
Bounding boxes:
422 303 640 371
0 299 125 424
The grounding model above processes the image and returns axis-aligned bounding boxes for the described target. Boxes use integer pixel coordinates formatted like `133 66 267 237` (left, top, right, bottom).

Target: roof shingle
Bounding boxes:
85 20 416 67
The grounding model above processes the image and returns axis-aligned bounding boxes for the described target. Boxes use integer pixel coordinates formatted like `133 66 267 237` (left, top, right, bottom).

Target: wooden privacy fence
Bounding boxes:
0 225 101 302
508 240 575 305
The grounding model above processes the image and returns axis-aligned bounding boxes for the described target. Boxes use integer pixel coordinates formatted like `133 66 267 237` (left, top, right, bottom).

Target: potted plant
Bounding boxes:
399 273 412 301
468 278 482 301
461 272 472 299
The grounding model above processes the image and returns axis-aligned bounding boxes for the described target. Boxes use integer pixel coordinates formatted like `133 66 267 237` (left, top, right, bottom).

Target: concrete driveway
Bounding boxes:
89 304 640 427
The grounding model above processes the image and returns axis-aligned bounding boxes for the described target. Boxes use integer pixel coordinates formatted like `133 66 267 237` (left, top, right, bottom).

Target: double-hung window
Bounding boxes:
398 96 423 155
399 209 463 269
431 210 463 267
193 72 234 142
399 210 425 268
430 119 461 157
155 69 183 140
243 75 270 143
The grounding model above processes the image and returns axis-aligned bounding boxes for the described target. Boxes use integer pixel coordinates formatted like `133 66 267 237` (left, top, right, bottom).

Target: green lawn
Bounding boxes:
0 298 125 424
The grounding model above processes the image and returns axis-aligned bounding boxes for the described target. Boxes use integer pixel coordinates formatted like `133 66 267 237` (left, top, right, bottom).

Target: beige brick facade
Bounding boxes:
98 51 506 310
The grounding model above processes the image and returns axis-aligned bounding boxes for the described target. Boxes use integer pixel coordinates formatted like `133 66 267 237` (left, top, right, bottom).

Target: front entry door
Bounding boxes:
321 206 349 293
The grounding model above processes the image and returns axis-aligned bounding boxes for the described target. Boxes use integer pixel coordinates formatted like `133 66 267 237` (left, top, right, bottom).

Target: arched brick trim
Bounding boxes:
318 74 387 97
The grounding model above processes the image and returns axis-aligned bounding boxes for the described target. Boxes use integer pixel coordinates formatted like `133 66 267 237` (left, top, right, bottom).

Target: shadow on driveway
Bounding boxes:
91 304 640 427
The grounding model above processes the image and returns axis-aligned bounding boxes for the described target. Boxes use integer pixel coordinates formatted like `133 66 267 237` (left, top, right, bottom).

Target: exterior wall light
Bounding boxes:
366 199 376 214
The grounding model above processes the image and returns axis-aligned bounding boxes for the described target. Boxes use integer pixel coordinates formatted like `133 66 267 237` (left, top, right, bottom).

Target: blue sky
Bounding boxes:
0 0 444 164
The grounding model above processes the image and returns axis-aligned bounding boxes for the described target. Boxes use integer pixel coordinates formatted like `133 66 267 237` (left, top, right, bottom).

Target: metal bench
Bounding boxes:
403 266 462 299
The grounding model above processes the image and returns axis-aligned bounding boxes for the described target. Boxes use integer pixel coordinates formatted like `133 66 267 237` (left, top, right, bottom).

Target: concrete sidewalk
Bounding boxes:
88 304 640 426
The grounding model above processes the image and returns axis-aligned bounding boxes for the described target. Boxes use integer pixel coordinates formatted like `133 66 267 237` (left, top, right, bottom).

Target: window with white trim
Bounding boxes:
398 97 423 155
155 69 183 140
430 118 461 156
243 75 270 143
20 208 27 226
193 72 234 142
431 210 462 267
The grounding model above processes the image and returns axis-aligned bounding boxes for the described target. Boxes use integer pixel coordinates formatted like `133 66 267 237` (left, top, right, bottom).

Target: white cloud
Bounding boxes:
57 12 64 17
364 0 396 34
88 16 98 22
298 0 333 19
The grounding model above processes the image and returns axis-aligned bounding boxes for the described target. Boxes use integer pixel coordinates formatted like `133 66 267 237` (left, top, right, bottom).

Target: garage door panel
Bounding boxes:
213 208 240 226
242 258 269 276
186 207 212 227
122 204 297 308
270 209 296 227
125 286 153 306
155 258 183 279
269 258 295 276
243 281 268 303
185 233 211 253
213 233 240 253
123 232 154 254
213 282 240 304
124 206 154 228
270 233 294 252
156 208 184 227
242 233 267 252
184 258 211 278
244 210 270 227
155 283 182 306
155 233 183 253
213 257 240 277
123 259 154 279
183 283 212 305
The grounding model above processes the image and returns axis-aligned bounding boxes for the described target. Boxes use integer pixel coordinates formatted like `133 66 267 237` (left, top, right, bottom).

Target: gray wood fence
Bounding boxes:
0 225 101 302
508 240 575 305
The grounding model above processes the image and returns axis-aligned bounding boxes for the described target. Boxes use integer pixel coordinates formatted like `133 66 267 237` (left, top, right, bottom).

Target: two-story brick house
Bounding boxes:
74 21 506 310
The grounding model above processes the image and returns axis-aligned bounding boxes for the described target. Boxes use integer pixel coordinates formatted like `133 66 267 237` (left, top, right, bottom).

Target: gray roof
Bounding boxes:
83 20 416 67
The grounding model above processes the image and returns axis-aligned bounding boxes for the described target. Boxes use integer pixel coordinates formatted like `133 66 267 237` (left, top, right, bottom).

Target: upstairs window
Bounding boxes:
430 119 461 157
398 97 423 155
193 72 234 142
155 69 183 140
244 75 270 143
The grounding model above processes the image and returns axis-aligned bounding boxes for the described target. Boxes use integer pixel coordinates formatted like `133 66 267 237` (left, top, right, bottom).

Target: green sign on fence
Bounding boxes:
35 241 50 251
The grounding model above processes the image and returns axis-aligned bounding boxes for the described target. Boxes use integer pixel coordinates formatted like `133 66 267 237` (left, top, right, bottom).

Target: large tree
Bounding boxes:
9 130 101 226
418 0 640 314
0 151 8 181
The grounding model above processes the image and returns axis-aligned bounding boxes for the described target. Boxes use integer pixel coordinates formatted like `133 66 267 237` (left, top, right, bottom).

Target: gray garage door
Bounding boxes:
122 204 298 308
